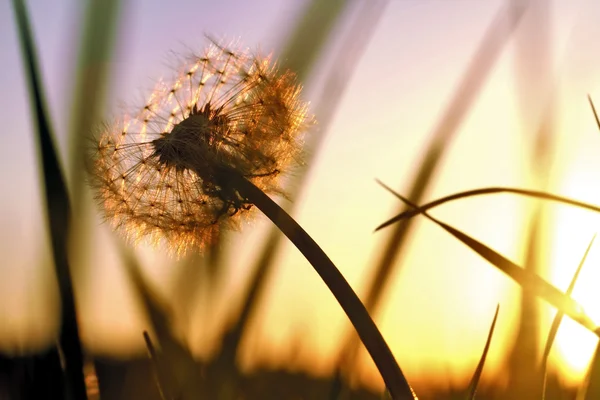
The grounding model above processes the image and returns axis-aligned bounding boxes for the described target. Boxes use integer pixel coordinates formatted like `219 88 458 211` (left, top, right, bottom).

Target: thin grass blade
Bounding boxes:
278 0 348 82
335 4 528 376
143 331 170 400
10 0 87 398
541 235 595 400
117 243 202 398
377 181 599 336
375 186 600 231
466 305 500 399
589 95 600 131
220 0 387 376
578 343 600 400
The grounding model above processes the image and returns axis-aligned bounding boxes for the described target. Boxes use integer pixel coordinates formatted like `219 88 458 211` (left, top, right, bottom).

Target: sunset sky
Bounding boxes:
2 0 600 393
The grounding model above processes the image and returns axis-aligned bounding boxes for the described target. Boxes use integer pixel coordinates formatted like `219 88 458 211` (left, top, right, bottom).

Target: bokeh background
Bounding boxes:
2 0 600 397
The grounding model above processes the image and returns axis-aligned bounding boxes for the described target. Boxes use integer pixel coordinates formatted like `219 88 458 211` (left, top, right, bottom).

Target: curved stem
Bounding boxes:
231 173 415 399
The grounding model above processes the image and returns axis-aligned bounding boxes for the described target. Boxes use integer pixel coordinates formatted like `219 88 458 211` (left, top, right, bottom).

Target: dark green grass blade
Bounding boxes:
233 174 416 399
375 186 600 231
376 181 599 336
11 1 87 398
541 235 595 400
466 305 500 399
334 4 528 375
589 95 600 131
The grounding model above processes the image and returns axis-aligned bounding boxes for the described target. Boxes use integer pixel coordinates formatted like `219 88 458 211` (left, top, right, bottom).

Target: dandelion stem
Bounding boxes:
229 172 415 400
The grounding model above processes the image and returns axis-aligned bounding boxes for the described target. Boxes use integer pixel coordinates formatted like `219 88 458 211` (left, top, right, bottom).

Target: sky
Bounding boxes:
2 0 600 392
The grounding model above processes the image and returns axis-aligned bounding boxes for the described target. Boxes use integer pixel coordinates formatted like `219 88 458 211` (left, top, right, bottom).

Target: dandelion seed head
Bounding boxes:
89 40 310 255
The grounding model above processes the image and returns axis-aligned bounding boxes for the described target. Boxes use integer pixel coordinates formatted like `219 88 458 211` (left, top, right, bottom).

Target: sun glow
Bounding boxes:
547 133 600 383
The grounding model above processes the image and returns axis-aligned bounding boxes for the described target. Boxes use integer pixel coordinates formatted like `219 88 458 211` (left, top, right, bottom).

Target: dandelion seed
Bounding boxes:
88 41 310 255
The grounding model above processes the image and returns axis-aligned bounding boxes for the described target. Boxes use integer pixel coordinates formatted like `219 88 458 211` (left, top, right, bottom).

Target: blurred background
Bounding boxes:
2 0 600 398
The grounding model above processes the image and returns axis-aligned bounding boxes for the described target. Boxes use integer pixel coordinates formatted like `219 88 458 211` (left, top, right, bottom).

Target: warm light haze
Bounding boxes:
2 0 600 398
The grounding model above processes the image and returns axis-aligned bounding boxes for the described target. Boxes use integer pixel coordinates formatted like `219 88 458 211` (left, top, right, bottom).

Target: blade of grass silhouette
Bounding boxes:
219 0 388 382
375 186 600 231
334 3 528 379
228 172 415 399
67 0 121 292
10 1 87 398
579 343 600 400
541 234 595 400
143 331 171 400
589 95 600 131
278 0 347 82
68 0 121 200
191 0 353 326
508 2 555 394
117 242 203 399
376 180 599 336
466 304 500 400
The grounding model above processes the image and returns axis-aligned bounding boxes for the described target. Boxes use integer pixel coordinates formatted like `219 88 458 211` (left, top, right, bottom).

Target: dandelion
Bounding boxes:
89 41 309 254
88 40 413 398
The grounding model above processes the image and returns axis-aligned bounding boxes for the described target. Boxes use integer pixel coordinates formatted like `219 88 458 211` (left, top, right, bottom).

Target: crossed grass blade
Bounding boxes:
465 305 500 400
540 235 595 400
10 0 87 398
375 187 600 232
376 180 599 337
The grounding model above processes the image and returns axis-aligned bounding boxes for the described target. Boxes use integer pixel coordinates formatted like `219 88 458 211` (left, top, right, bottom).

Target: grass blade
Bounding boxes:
589 94 600 131
541 235 596 400
143 331 170 400
10 0 87 398
375 186 600 231
278 0 348 82
376 181 599 336
117 243 203 399
220 0 388 377
579 343 600 400
465 305 500 400
334 4 528 376
232 173 416 399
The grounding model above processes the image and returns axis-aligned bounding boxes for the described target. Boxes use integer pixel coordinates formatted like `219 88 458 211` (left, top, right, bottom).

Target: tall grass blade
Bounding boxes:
10 0 87 398
143 331 170 400
278 0 348 82
220 0 386 377
231 173 415 399
541 235 595 400
465 304 500 399
334 4 528 377
68 0 121 200
589 94 600 131
67 0 122 286
578 343 600 400
376 181 599 336
117 244 203 398
375 187 600 231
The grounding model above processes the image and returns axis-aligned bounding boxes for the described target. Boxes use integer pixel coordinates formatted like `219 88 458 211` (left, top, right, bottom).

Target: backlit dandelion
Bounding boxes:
89 41 309 254
89 40 413 397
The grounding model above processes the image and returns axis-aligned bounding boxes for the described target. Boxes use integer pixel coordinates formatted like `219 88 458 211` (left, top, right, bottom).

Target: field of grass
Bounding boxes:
3 0 600 399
